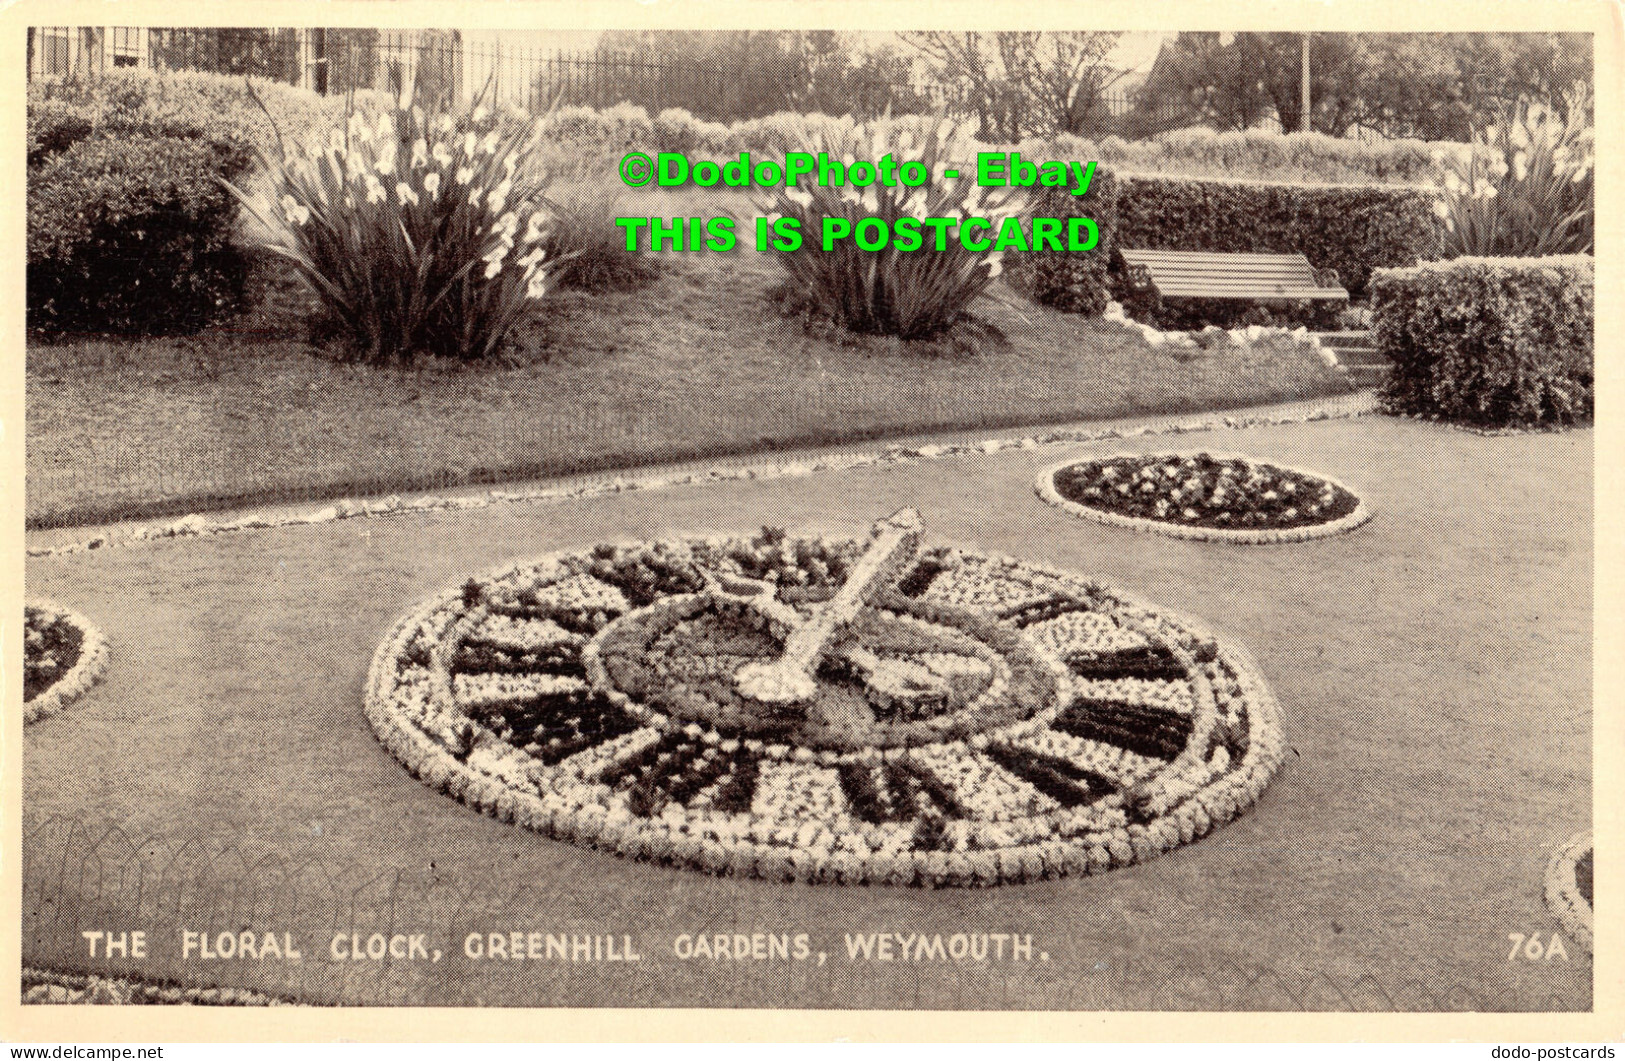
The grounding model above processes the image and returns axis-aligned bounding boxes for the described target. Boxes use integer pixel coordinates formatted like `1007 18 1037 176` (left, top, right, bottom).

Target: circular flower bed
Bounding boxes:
1038 452 1373 543
366 511 1285 887
24 600 110 725
1544 831 1593 950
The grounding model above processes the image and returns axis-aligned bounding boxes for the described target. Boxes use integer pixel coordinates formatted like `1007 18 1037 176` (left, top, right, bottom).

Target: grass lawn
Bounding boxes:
26 189 1351 530
23 415 1590 1010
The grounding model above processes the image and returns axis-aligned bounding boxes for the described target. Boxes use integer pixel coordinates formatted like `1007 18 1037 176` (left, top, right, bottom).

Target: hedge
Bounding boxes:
1114 174 1442 300
28 136 254 334
1371 255 1593 428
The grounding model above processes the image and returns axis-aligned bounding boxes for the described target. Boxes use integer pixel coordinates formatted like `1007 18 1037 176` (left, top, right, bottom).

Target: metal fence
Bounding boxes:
26 26 1194 137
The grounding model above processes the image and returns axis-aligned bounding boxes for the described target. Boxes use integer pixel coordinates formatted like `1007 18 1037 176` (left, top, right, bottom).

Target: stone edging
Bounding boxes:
1544 831 1593 951
1035 451 1376 544
27 394 1378 561
24 599 111 726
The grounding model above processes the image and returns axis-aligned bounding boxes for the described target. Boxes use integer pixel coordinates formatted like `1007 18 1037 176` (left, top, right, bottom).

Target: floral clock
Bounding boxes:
23 600 110 725
1038 452 1373 544
366 510 1285 886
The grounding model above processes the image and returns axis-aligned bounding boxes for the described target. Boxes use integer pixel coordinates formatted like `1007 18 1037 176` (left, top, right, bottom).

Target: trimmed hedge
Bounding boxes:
1371 255 1593 428
28 136 254 334
1114 174 1441 300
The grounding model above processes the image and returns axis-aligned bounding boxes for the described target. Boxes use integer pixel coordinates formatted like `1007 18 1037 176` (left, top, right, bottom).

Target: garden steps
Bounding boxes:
1317 330 1390 387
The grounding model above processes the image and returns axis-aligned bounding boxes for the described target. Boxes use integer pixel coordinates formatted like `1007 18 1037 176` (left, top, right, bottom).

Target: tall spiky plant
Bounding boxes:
225 78 560 362
757 113 1029 341
1435 86 1593 258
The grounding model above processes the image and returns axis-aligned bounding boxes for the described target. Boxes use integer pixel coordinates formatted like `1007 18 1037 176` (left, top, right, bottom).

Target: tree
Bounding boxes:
902 31 1126 140
1139 31 1593 142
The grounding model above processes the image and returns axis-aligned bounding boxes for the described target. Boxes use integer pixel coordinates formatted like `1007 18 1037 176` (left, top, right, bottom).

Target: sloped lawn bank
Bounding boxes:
27 240 1350 530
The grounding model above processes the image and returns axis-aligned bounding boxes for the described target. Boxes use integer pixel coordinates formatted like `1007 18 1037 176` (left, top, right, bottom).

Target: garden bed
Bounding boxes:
1037 452 1373 543
23 600 109 725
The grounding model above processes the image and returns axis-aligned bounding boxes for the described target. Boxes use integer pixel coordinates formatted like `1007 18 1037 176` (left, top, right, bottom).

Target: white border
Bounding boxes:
1036 450 1376 544
1544 830 1593 951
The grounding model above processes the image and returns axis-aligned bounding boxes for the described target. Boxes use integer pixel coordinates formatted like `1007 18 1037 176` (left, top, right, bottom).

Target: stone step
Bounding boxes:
1345 363 1392 387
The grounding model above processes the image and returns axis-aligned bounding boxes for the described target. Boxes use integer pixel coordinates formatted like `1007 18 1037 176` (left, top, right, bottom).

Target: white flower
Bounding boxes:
328 128 347 155
463 131 479 157
472 104 489 125
456 166 474 186
504 153 519 178
424 171 441 197
375 147 397 177
396 182 419 206
484 260 503 279
376 113 396 143
348 111 369 140
785 187 813 209
411 138 429 169
436 113 455 134
482 130 500 155
432 141 454 167
1432 198 1450 220
365 174 387 205
1472 179 1497 200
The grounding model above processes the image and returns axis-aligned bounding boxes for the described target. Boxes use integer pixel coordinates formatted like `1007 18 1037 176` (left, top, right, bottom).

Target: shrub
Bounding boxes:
650 107 732 156
1114 174 1441 299
757 114 1027 341
28 135 252 334
1371 255 1593 428
27 69 389 161
1005 165 1119 316
1436 88 1593 258
542 167 660 291
228 83 561 362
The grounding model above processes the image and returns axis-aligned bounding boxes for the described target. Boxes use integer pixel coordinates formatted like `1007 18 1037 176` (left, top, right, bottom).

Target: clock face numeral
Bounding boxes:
372 522 1283 884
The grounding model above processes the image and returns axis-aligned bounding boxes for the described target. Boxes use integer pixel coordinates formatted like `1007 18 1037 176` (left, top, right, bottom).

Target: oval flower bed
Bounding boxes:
1038 452 1373 543
24 600 110 725
1544 831 1593 951
366 514 1285 887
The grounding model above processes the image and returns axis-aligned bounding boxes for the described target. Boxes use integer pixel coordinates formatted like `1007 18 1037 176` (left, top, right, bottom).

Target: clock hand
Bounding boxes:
733 508 926 705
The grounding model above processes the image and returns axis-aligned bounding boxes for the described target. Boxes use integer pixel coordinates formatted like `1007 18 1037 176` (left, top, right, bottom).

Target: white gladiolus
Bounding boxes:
423 171 441 197
376 113 396 142
396 182 419 206
526 272 548 299
1513 151 1529 181
365 174 387 204
472 104 489 125
411 139 429 169
375 147 397 176
484 260 502 279
456 166 474 185
463 131 478 157
433 141 453 167
482 130 500 154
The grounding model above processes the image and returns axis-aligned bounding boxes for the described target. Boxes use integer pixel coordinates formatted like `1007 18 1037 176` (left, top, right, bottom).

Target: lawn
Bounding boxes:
23 415 1591 1010
25 189 1352 530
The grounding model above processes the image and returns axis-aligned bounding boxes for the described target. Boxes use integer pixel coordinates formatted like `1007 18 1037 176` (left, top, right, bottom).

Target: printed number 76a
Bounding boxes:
1509 932 1569 961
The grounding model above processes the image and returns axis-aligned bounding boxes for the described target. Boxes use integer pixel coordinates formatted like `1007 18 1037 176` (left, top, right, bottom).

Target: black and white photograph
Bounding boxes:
7 0 1612 1042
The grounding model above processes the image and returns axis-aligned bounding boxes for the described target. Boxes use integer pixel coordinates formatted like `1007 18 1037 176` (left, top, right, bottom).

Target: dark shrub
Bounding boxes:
1007 165 1119 317
1372 255 1593 428
27 136 253 335
542 176 659 292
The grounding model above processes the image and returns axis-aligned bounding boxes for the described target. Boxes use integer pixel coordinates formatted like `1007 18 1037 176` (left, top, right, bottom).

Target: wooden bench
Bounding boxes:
1120 249 1348 304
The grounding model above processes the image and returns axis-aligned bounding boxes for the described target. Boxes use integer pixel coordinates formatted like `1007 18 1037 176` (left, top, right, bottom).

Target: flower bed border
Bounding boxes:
1036 451 1375 544
22 966 290 1006
1544 830 1593 951
365 541 1286 888
24 599 110 725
